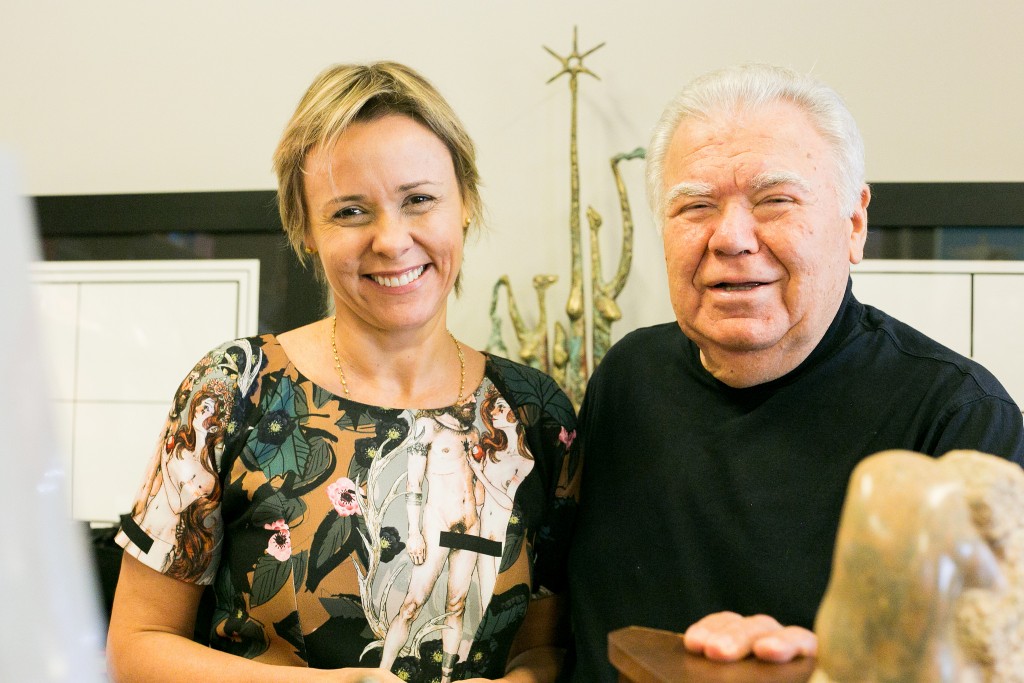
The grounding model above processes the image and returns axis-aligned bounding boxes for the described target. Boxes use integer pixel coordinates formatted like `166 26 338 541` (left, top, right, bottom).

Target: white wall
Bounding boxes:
3 0 1023 351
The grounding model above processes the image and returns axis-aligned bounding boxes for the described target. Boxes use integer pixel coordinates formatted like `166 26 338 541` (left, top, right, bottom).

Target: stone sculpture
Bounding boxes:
812 449 1024 683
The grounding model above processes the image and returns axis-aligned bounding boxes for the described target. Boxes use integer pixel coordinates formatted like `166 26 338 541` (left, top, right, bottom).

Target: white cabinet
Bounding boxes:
852 260 1024 410
973 274 1024 411
31 260 260 523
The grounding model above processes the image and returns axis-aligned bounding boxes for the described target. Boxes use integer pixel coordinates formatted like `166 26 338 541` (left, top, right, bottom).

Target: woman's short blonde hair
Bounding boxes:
273 61 483 277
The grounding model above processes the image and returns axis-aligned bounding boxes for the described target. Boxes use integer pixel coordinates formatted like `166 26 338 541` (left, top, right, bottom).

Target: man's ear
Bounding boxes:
848 185 871 265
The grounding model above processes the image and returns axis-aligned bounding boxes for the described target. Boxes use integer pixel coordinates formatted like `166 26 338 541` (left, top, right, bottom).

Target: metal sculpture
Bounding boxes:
486 27 643 409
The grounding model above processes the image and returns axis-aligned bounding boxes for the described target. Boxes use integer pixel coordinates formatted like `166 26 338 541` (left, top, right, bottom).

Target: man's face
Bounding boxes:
659 100 868 380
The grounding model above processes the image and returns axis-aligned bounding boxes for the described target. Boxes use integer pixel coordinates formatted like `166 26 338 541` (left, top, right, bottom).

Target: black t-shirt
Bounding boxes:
566 285 1024 683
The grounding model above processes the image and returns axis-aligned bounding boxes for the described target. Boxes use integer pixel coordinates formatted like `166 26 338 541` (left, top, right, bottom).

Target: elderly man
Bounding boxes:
566 64 1024 682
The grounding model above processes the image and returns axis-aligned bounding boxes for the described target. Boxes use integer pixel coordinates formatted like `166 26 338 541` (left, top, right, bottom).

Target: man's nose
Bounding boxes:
707 203 759 256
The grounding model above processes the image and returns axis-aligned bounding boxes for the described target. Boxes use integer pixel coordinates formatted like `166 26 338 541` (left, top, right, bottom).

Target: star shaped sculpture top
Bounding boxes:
544 26 605 84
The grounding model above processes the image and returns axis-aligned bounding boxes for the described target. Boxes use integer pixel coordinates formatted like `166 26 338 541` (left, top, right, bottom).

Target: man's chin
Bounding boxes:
680 322 784 354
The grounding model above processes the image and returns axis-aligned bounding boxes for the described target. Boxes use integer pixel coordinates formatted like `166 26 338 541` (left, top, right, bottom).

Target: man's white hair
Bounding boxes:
645 63 866 228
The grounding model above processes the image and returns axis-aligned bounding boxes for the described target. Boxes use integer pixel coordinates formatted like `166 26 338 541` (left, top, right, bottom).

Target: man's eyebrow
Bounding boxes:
664 181 714 206
750 171 811 193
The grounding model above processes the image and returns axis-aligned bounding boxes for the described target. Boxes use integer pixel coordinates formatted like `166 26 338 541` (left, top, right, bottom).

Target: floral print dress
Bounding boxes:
115 335 579 682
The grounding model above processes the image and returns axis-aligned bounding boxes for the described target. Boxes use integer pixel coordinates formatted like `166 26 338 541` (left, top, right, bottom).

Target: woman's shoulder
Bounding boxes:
183 334 284 397
197 333 277 360
483 352 561 391
200 334 291 369
483 352 576 425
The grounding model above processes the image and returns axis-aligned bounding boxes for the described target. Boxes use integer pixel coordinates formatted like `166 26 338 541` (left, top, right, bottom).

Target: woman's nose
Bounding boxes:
370 213 414 258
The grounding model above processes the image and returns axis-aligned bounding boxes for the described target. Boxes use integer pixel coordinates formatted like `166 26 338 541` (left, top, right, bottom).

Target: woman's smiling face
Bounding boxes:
303 114 466 335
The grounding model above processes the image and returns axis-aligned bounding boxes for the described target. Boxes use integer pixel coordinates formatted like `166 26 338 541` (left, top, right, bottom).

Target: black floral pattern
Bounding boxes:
257 409 297 446
378 526 406 563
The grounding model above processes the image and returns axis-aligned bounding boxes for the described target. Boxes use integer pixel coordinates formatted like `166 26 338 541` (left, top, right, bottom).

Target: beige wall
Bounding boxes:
3 0 1023 350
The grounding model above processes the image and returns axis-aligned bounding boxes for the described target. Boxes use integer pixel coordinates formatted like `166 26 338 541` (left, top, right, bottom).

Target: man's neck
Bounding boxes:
698 343 818 388
696 282 851 388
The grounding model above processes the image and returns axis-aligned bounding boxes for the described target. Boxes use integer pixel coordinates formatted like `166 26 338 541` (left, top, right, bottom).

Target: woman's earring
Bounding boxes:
463 217 471 230
304 246 317 255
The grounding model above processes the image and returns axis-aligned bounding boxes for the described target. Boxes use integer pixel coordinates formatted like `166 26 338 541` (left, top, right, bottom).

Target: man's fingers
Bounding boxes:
703 614 784 661
682 611 742 652
751 625 817 663
685 613 783 662
684 613 816 663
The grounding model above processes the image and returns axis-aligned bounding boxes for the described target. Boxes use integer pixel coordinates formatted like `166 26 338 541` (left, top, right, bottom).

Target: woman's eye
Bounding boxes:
334 206 366 219
405 194 436 211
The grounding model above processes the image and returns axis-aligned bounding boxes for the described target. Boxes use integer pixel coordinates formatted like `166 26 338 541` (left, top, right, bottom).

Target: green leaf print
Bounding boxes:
296 436 333 488
498 510 525 574
314 513 350 566
473 584 529 642
290 550 308 593
273 610 305 656
292 381 309 418
319 594 366 619
250 554 294 608
490 356 575 428
306 510 356 592
254 378 315 472
312 384 335 409
251 425 311 480
250 491 306 528
334 405 367 432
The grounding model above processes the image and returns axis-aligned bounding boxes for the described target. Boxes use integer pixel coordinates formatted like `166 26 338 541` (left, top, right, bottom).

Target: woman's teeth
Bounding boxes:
371 265 425 288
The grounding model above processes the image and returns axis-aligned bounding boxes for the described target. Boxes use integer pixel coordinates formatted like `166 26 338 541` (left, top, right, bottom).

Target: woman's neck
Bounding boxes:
278 315 482 409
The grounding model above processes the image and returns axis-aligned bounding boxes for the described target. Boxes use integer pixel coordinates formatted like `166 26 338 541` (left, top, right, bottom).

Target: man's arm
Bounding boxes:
930 395 1024 466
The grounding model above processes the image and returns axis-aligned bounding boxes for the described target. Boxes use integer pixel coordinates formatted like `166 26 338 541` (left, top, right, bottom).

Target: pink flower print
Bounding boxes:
327 477 361 517
558 426 576 450
264 519 291 561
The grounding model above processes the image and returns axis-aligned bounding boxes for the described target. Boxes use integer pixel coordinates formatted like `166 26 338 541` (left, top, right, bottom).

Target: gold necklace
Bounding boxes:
330 315 466 403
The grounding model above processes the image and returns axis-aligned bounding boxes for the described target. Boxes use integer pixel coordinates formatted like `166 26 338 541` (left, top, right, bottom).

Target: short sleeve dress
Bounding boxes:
115 334 580 682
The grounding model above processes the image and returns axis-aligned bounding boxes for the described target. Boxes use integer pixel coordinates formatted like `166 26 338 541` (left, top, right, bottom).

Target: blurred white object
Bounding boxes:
30 258 260 523
0 151 105 681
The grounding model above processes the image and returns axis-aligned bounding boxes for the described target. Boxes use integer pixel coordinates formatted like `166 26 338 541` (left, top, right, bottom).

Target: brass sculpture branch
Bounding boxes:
543 26 604 408
591 148 644 367
486 29 639 411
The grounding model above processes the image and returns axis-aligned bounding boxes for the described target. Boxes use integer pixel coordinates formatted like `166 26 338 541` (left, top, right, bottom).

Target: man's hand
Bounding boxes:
682 612 817 663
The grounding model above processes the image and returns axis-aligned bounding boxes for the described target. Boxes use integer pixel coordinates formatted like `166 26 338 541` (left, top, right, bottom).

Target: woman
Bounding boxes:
472 386 536 612
122 383 226 582
107 62 579 683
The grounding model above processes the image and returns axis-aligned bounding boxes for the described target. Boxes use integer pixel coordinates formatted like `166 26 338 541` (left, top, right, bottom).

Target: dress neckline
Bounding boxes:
265 333 492 411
